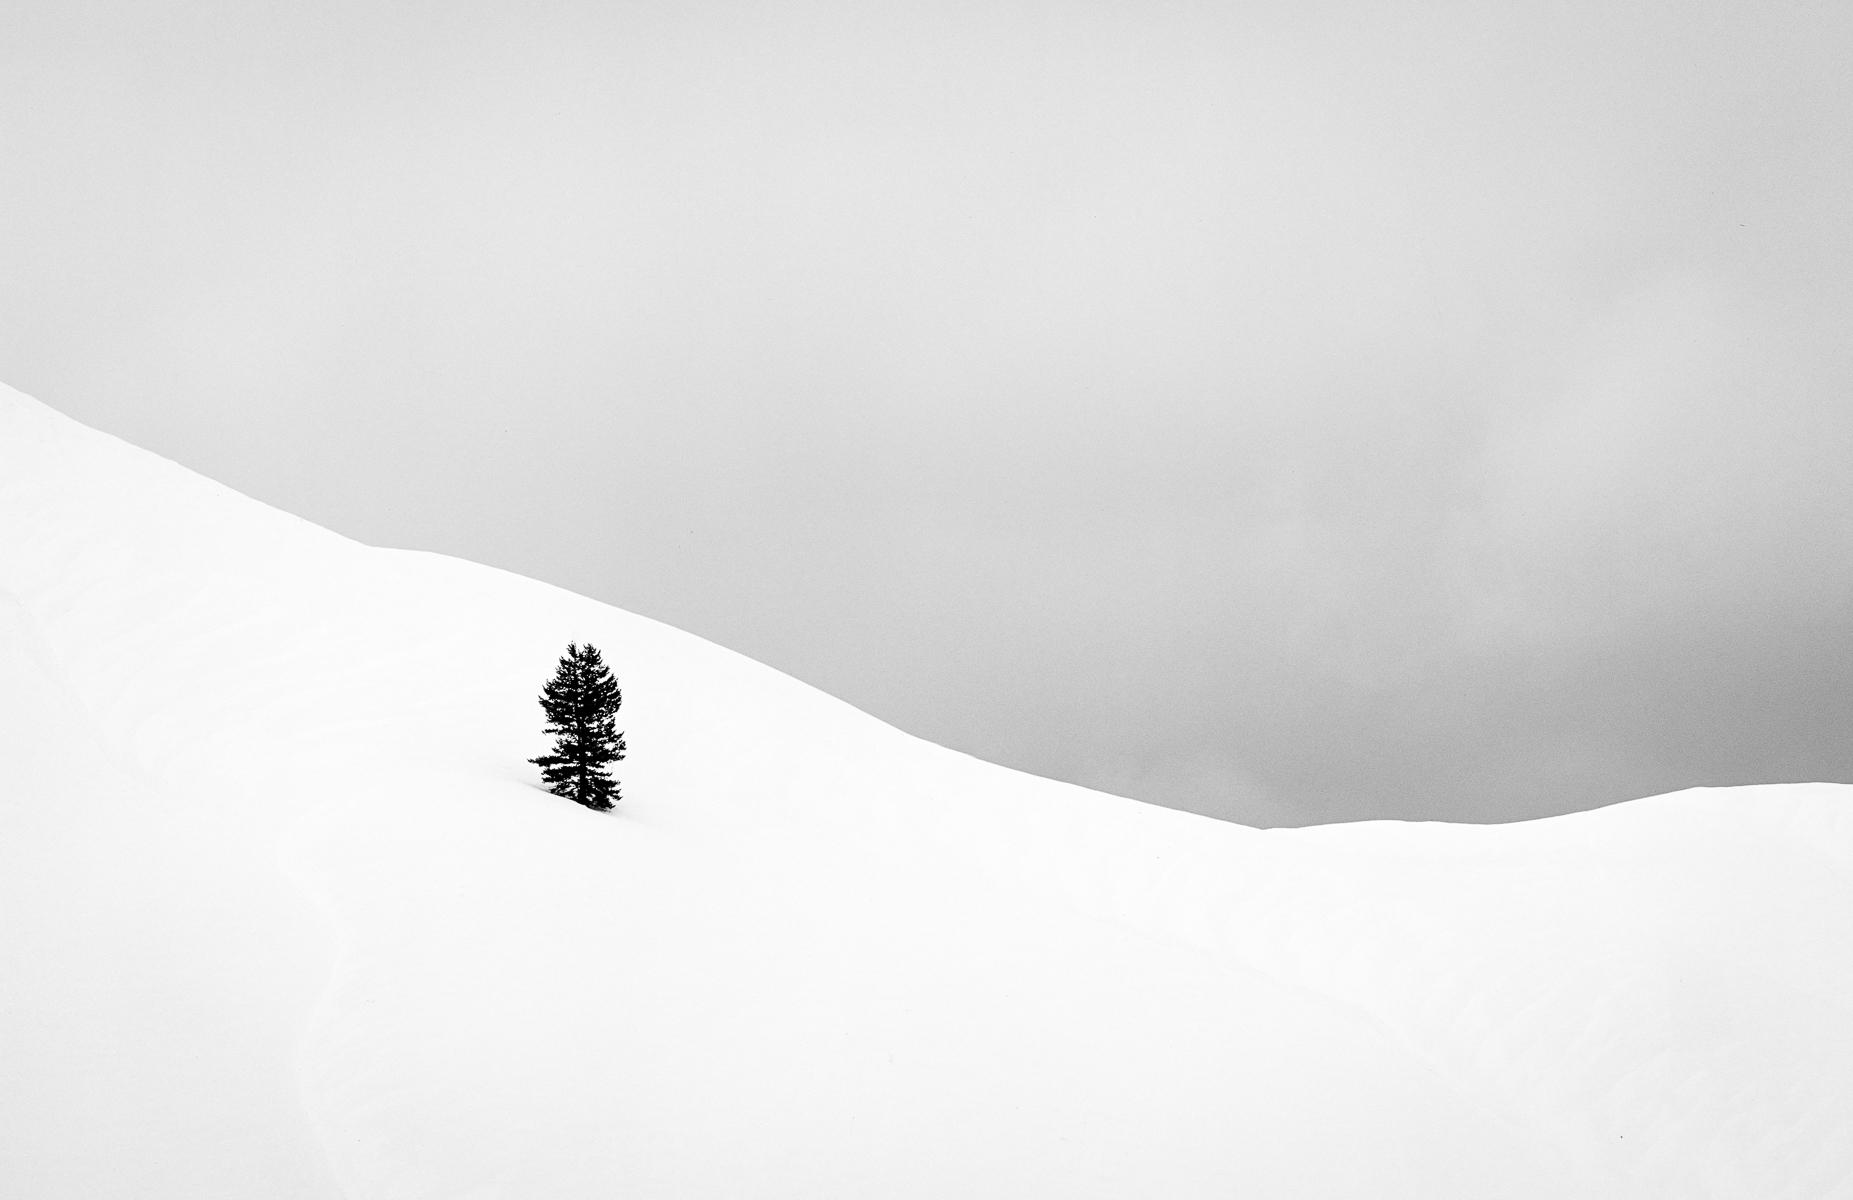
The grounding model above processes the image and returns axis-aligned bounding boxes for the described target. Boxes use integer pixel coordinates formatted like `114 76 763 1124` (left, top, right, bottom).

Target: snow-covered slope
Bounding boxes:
2 382 1849 1199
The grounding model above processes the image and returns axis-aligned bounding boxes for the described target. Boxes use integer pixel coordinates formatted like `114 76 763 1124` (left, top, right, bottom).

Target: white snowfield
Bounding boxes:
2 384 1849 1200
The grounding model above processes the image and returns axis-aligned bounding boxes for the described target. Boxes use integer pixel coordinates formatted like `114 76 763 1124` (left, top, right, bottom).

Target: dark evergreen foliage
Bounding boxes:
528 641 626 810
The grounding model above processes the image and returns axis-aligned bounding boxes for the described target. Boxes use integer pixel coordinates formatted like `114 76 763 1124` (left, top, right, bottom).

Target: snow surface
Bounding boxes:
2 382 1850 1199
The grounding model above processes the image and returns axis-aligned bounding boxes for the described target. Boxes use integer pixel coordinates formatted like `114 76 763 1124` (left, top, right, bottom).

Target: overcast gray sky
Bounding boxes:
5 0 1851 825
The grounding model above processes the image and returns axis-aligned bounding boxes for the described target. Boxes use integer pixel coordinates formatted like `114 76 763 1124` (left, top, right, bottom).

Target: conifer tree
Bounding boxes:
529 641 626 810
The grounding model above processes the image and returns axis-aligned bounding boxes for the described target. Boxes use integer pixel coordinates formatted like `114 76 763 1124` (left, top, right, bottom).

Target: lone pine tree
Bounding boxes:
529 641 626 810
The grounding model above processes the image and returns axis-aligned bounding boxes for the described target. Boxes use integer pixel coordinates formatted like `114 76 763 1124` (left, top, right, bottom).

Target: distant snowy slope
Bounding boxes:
2 381 1849 1199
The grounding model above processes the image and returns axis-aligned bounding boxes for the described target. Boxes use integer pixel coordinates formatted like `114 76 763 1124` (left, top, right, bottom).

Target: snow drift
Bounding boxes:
2 383 1849 1199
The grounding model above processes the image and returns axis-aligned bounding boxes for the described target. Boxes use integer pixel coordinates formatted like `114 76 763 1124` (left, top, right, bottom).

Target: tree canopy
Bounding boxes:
529 641 625 810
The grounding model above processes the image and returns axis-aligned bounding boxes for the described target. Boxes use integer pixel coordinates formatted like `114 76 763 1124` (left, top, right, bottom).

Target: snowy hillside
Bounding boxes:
2 382 1849 1199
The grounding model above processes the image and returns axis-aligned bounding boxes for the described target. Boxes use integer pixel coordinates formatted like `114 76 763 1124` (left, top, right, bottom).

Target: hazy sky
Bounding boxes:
5 0 1851 825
